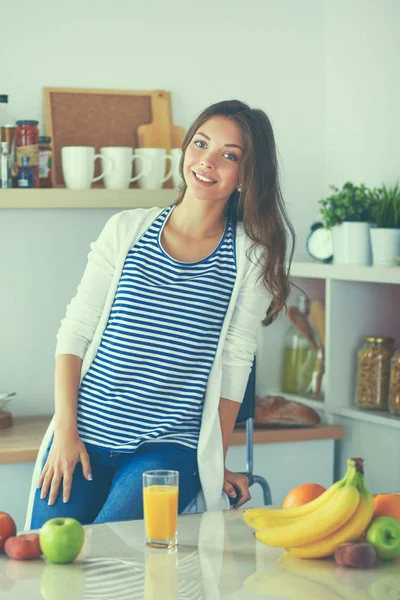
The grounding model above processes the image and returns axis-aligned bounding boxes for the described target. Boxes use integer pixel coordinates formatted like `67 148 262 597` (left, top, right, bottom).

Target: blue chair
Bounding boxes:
235 359 272 505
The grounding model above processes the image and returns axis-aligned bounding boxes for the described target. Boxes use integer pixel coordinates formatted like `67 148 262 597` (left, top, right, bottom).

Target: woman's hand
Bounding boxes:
37 431 92 506
223 468 251 508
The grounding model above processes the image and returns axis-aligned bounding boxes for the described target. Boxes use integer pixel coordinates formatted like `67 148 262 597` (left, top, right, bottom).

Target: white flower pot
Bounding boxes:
331 222 372 265
370 228 400 267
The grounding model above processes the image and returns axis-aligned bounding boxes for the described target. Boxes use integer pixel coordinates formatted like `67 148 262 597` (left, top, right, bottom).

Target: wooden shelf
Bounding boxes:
334 406 400 429
291 261 400 285
0 188 177 209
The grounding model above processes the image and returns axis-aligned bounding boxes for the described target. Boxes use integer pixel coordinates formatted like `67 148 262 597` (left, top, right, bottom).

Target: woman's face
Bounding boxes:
183 115 244 203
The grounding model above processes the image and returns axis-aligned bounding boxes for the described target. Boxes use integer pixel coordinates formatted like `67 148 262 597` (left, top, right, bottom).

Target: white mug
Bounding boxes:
100 147 150 190
171 148 184 189
61 146 112 190
135 148 173 190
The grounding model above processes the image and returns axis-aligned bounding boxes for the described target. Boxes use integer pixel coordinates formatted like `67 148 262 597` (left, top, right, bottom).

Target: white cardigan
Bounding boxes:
25 206 270 529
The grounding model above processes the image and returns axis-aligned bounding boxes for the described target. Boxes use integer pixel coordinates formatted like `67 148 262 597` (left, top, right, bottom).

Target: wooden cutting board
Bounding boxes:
137 90 172 149
137 91 186 188
171 124 186 149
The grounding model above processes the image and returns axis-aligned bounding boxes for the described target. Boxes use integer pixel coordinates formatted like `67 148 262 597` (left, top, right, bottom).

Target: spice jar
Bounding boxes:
356 337 394 410
16 120 39 187
389 349 400 415
38 135 52 188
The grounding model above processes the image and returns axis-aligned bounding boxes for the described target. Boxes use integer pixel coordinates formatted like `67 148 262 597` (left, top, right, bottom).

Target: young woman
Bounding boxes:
26 99 294 528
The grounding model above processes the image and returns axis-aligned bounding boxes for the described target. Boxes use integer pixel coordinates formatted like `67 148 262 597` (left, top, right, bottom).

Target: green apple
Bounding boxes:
39 518 84 564
366 517 400 561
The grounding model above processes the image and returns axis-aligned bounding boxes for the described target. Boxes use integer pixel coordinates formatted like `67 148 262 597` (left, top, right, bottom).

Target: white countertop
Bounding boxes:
0 508 399 599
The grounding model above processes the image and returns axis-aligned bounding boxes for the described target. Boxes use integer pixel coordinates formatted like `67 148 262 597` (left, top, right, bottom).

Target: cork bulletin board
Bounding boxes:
43 88 173 188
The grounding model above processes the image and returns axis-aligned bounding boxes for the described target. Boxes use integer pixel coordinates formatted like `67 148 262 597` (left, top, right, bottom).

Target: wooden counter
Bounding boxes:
0 416 52 464
230 424 343 446
0 416 343 464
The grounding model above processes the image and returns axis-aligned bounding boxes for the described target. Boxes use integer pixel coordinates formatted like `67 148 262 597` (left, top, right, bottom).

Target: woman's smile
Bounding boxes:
192 170 217 186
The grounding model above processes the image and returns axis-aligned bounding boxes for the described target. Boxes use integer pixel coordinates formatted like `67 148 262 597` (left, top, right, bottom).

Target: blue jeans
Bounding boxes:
31 441 200 529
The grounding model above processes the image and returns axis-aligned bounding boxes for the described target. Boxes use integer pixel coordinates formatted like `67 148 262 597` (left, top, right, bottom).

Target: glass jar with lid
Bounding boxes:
38 135 52 188
389 349 400 415
16 120 39 187
356 336 394 410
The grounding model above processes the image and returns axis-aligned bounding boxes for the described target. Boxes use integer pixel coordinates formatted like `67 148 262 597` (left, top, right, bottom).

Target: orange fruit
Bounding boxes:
282 483 326 509
373 494 400 520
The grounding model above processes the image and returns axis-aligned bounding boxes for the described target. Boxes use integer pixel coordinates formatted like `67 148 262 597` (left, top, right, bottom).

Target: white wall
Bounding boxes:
0 209 120 415
322 0 400 484
324 0 400 189
2 0 325 415
4 0 325 256
258 0 400 398
1 1 399 424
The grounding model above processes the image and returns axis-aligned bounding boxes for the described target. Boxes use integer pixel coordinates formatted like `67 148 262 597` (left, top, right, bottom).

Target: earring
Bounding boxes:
237 186 242 192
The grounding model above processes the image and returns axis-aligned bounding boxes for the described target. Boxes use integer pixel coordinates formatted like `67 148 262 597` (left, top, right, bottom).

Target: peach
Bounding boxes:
0 512 17 552
4 534 42 561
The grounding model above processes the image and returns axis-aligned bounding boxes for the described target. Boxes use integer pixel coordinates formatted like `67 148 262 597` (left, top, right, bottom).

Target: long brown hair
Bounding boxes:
176 99 295 325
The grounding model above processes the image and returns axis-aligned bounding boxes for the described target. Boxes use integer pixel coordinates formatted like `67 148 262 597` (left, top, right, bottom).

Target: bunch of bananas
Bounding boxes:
243 457 374 559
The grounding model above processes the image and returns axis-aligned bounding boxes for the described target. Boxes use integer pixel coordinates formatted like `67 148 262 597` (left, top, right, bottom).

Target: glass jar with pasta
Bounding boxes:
356 337 394 410
389 349 400 415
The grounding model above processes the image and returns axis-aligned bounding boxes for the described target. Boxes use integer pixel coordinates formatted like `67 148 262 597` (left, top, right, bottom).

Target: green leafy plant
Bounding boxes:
370 184 400 229
319 182 375 229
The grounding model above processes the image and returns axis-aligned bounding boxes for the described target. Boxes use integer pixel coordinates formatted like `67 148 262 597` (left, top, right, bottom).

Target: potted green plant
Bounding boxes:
319 182 375 265
369 184 400 266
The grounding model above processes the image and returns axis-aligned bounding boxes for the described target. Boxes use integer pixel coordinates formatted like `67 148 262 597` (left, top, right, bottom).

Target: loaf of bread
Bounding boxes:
254 395 321 427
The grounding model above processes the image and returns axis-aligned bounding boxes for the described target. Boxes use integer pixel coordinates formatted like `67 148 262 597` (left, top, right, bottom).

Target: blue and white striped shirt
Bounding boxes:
76 206 237 451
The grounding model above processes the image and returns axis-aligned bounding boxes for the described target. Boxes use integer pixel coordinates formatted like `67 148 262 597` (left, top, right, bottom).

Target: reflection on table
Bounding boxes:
0 508 399 599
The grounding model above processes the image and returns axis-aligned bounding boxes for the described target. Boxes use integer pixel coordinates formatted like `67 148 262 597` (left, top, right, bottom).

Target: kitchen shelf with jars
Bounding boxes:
258 181 400 429
258 268 400 428
326 279 400 429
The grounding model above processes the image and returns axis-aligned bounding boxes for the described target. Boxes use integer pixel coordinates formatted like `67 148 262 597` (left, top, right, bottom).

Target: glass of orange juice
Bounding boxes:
143 470 179 549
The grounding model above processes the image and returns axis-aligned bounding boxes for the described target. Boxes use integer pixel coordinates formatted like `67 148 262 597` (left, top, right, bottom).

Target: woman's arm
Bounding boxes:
219 397 240 461
38 354 93 505
36 215 122 505
221 248 269 403
219 245 271 507
54 354 82 435
219 397 251 508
